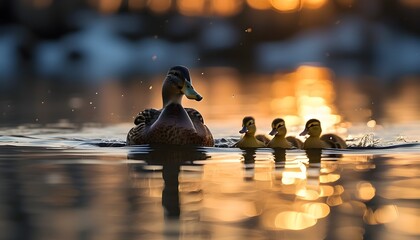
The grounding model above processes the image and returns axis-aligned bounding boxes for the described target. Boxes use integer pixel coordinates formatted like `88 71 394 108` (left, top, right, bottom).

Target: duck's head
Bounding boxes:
239 116 257 135
299 119 322 137
269 118 287 137
162 66 202 106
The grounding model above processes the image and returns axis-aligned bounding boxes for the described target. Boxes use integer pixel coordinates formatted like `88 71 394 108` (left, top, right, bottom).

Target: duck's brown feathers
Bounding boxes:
126 104 213 146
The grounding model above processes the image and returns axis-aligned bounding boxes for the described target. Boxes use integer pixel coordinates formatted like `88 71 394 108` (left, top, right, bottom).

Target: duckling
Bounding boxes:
126 66 214 146
267 118 303 149
233 116 266 148
299 119 347 149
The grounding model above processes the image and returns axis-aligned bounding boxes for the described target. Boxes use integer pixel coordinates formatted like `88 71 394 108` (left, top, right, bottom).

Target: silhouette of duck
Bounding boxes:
299 119 347 149
126 66 214 146
267 118 303 149
233 116 266 148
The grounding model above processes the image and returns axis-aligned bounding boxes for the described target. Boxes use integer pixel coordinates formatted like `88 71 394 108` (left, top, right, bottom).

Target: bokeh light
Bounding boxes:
246 0 272 10
148 0 172 14
303 0 327 9
271 0 302 12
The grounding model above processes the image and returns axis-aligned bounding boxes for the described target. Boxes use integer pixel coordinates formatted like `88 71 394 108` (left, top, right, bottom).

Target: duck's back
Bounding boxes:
127 104 213 146
320 134 347 149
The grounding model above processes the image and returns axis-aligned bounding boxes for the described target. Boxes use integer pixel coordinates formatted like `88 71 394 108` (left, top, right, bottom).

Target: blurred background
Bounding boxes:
0 0 419 131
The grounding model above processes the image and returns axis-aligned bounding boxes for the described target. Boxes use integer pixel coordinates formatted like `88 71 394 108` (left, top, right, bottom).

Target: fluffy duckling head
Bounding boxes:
269 118 287 137
300 119 322 137
239 116 257 135
162 66 202 106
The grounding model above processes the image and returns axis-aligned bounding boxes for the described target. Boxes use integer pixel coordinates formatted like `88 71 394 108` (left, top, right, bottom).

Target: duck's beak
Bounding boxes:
182 80 202 101
299 127 308 136
239 126 248 134
269 128 278 136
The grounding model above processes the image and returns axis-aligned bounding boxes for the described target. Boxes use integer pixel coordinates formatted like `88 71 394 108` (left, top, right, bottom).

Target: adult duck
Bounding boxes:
233 116 267 148
299 119 346 149
126 66 214 146
267 118 303 149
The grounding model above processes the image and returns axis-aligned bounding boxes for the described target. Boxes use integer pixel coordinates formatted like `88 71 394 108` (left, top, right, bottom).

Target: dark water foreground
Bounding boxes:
0 128 419 240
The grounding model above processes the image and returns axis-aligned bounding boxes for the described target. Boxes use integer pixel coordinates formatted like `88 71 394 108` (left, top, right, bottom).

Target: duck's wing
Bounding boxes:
134 109 161 125
185 108 214 146
126 109 161 145
321 134 347 149
256 134 269 146
286 136 304 149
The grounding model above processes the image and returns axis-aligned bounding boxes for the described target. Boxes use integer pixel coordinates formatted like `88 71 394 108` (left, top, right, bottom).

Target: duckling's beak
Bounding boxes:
182 80 202 101
269 128 278 136
299 128 309 136
239 126 248 134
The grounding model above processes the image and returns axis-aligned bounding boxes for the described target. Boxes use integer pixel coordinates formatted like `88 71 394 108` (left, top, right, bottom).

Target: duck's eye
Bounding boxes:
248 121 254 126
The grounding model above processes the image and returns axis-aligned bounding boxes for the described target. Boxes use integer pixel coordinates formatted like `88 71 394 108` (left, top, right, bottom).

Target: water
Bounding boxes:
0 124 419 240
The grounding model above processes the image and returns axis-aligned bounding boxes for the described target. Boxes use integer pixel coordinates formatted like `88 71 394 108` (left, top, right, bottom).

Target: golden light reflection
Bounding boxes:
363 208 378 225
319 173 340 183
246 0 272 10
326 195 343 206
282 161 307 185
177 0 205 16
374 205 399 224
338 201 367 216
380 178 420 200
176 0 242 16
303 0 327 9
211 0 243 16
147 0 172 14
296 188 319 200
271 0 302 12
270 65 344 135
275 211 317 230
356 181 375 201
386 207 420 235
319 185 334 197
202 198 259 222
301 202 330 219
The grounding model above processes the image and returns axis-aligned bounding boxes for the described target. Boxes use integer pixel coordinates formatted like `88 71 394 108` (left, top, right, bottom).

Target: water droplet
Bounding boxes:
367 120 376 128
89 102 93 105
95 92 98 95
149 86 153 90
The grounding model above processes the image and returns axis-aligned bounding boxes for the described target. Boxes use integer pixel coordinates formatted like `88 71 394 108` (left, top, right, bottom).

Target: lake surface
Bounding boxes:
0 123 419 240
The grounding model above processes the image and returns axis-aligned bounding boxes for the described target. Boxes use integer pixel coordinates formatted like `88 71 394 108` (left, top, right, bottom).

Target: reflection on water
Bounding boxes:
1 139 419 240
